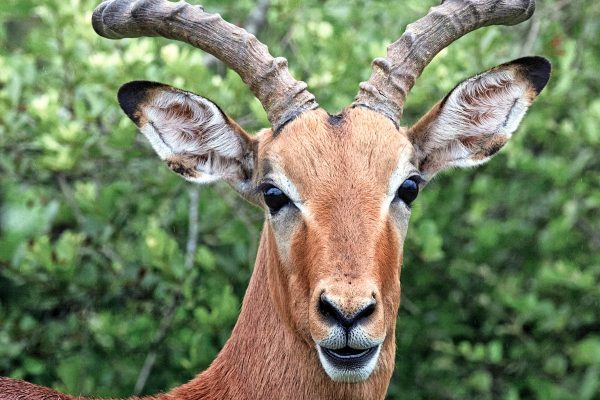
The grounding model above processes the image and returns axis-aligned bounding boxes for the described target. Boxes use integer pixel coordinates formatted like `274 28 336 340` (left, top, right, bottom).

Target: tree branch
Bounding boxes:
133 186 200 395
132 293 179 395
520 13 541 56
204 0 271 71
56 173 85 227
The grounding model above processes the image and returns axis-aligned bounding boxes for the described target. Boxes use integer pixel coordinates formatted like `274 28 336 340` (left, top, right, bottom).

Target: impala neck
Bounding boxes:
168 225 395 400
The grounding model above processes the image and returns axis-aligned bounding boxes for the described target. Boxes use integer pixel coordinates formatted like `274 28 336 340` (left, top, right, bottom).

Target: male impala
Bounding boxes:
0 0 550 399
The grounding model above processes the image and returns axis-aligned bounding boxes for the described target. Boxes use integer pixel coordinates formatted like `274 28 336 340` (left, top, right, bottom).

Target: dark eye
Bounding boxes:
395 176 421 206
262 185 291 214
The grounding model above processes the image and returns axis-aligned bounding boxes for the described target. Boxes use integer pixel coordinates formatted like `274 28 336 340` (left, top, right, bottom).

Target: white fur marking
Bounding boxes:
138 90 246 182
143 91 243 159
317 344 382 383
264 171 312 221
432 69 526 148
380 143 416 220
421 67 533 175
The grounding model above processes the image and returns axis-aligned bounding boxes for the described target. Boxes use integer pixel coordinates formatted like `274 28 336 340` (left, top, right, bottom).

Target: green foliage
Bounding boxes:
1 0 599 399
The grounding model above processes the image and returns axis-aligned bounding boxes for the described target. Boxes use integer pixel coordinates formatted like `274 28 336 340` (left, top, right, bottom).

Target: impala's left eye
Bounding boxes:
395 176 421 206
262 185 291 214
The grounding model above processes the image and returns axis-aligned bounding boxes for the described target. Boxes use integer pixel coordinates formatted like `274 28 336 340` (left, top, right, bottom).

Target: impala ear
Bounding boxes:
408 56 551 179
118 81 257 198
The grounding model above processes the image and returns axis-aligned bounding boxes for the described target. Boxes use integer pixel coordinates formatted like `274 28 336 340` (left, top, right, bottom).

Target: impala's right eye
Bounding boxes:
395 176 422 206
262 185 291 214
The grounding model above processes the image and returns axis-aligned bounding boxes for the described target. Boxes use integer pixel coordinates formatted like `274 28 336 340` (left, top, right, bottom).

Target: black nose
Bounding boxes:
318 293 376 328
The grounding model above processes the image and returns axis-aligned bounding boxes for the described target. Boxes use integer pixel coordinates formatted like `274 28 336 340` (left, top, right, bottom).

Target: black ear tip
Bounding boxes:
511 56 552 95
117 81 166 125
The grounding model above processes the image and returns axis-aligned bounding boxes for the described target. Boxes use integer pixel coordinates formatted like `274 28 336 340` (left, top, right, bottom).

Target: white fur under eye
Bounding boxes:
263 169 313 221
381 144 416 219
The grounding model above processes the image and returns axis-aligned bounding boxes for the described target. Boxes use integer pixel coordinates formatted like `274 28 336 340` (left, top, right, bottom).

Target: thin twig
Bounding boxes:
132 294 180 395
204 0 271 70
133 186 200 395
56 173 85 226
520 14 541 56
242 0 270 37
184 186 200 271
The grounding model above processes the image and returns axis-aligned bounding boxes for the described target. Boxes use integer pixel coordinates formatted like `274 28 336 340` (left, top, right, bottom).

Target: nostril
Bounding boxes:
319 294 341 324
356 302 375 321
319 294 354 327
319 293 377 328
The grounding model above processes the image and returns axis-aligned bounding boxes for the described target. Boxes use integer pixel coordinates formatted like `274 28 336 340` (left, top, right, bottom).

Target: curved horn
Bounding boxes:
352 0 536 127
92 0 318 132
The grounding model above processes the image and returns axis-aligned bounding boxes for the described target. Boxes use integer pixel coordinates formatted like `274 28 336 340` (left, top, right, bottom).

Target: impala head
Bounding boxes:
94 0 550 385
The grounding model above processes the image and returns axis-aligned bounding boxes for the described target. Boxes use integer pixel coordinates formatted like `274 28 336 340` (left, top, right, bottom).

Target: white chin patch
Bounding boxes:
316 345 382 383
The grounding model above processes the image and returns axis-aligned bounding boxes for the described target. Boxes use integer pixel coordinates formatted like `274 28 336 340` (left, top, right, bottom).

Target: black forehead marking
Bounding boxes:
328 113 344 126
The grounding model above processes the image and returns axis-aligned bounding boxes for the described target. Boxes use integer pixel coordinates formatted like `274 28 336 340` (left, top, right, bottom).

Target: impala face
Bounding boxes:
117 55 550 384
258 108 413 382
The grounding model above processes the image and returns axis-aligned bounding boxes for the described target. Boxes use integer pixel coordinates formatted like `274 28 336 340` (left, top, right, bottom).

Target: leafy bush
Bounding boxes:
1 0 598 399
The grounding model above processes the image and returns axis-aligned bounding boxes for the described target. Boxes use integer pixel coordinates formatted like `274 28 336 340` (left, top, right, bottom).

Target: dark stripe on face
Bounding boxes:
328 113 344 126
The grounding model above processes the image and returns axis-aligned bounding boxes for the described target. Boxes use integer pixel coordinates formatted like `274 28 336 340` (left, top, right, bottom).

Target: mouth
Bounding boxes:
317 344 381 382
321 346 377 365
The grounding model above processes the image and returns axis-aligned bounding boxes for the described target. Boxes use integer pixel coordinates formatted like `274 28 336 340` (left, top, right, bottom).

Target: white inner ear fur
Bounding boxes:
424 68 531 170
138 90 246 183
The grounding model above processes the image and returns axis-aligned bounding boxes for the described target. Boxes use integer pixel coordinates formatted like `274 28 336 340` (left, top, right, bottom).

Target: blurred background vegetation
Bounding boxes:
1 0 599 399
